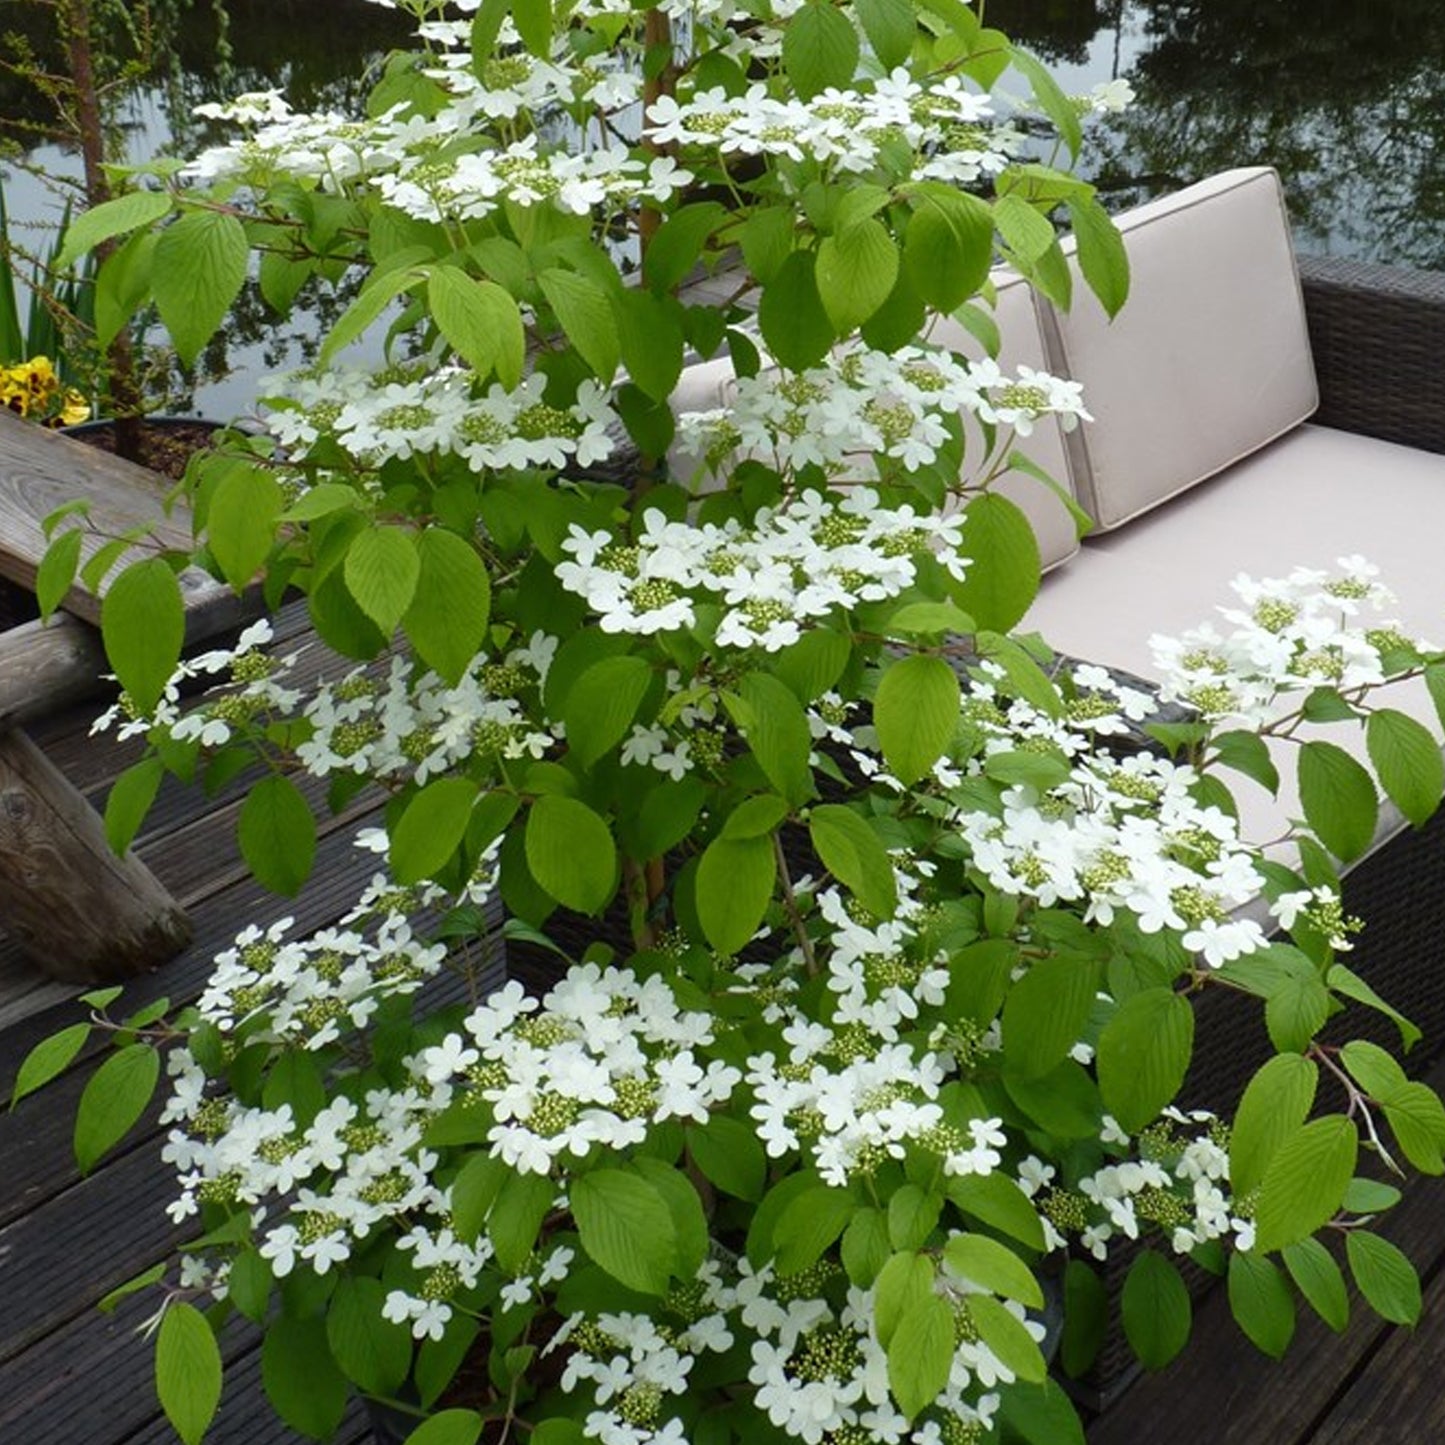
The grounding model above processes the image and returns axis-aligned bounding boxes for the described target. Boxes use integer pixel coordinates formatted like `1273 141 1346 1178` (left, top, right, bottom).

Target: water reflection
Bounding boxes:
993 0 1445 267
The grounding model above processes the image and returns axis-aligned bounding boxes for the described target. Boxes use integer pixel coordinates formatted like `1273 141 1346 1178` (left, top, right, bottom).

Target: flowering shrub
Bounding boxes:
17 1 1445 1444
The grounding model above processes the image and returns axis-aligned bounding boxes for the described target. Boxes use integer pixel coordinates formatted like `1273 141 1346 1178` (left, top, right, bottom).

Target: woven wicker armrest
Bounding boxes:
1298 255 1445 456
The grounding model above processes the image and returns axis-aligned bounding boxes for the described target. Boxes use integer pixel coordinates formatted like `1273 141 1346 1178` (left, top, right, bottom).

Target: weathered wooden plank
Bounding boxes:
0 726 191 983
1307 1244 1445 1440
0 409 250 636
1085 1052 1445 1445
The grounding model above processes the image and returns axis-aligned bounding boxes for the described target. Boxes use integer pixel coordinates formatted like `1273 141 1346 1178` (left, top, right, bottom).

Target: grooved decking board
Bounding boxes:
0 1142 183 1364
1085 1052 1445 1444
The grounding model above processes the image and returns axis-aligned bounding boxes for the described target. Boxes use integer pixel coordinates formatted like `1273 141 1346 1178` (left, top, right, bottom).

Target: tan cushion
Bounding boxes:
1043 167 1319 531
1023 424 1445 862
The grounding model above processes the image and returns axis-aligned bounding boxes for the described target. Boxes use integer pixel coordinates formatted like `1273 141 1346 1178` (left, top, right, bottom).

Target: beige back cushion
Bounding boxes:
667 269 1082 573
1043 167 1319 531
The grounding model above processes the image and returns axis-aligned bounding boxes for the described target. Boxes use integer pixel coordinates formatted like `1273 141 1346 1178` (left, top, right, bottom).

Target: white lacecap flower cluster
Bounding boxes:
674 343 1090 485
556 490 967 647
1018 1106 1255 1259
645 70 1020 186
263 366 618 475
1150 555 1429 728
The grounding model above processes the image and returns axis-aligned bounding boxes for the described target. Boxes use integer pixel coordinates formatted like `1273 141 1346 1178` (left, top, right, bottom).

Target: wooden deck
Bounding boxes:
1 600 1444 1444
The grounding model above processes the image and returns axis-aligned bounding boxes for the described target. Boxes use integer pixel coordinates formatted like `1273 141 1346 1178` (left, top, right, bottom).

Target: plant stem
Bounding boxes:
638 8 676 260
773 829 817 977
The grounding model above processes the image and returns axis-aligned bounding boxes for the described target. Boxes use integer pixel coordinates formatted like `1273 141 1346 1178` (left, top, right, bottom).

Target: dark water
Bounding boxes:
993 0 1445 269
2 0 1441 416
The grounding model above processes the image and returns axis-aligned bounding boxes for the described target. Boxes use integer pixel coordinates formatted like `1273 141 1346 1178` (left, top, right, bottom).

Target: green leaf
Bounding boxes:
538 269 619 382
525 796 617 914
1298 740 1379 863
564 655 652 769
1381 1082 1445 1175
261 1317 350 1439
1121 1250 1191 1370
105 756 165 856
10 1022 90 1109
1339 1039 1410 1101
319 266 422 365
1328 962 1422 1051
153 210 249 368
404 528 492 685
74 1043 159 1173
738 672 815 805
344 525 420 635
1253 1115 1358 1254
873 1251 936 1348
1001 955 1102 1080
968 1294 1047 1383
327 1277 412 1396
841 1208 892 1286
774 1184 856 1274
1060 1259 1108 1376
943 1233 1043 1308
513 0 551 54
427 268 525 384
613 288 685 401
855 0 916 67
390 777 480 884
952 492 1042 633
997 1380 1088 1445
816 218 898 331
156 1303 222 1445
1282 1238 1349 1332
451 1153 510 1243
687 1115 767 1201
874 653 960 785
887 1296 955 1419
101 558 184 716
1069 193 1130 318
238 774 317 897
695 833 775 955
404 1412 484 1445
207 462 284 590
98 1261 168 1314
809 804 898 918
946 1172 1045 1251
1342 1177 1401 1214
1346 1230 1420 1325
1010 45 1083 159
57 189 172 267
721 794 790 841
570 1167 677 1295
643 202 727 294
903 187 994 314
758 250 834 371
36 526 82 618
1230 1053 1319 1197
1227 1251 1296 1358
1366 708 1444 828
1096 987 1194 1132
488 1170 555 1272
1262 952 1333 1054
633 1157 709 1280
1211 730 1281 795
888 1184 943 1253
783 1 861 99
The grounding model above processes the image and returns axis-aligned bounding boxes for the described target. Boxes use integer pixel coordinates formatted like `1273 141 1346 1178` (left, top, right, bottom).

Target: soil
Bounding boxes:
65 417 224 481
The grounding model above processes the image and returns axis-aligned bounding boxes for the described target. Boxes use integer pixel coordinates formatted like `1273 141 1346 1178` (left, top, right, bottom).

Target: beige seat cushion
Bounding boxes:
1044 167 1319 532
1023 424 1445 863
667 269 1084 574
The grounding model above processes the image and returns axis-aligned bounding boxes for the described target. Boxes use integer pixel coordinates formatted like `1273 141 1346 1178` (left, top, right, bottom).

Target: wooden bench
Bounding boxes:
0 408 256 983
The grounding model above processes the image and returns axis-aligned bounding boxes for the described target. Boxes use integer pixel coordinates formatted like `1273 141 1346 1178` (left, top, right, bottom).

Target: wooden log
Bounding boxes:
0 727 190 983
0 612 108 730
